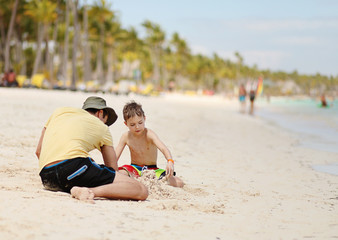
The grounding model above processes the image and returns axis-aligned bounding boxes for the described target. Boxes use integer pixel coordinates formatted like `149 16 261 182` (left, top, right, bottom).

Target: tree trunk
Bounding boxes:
71 0 79 90
106 45 114 83
96 41 103 83
83 1 91 83
14 31 25 75
96 24 104 84
62 0 70 86
19 40 26 75
0 17 6 63
48 0 60 83
152 46 160 87
4 0 19 72
32 23 46 76
45 30 49 73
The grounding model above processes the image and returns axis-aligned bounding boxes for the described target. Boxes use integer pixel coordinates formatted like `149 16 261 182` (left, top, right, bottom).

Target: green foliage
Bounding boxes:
0 0 336 94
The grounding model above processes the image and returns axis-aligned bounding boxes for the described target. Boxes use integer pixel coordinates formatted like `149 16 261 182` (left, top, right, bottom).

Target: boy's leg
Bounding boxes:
119 169 130 176
71 172 148 201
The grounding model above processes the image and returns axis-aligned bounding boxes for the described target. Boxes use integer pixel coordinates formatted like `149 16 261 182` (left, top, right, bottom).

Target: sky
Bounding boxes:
101 0 338 76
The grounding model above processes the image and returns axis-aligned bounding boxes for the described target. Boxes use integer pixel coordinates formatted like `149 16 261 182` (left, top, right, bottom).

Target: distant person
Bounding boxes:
320 94 328 108
4 69 18 87
0 73 4 86
168 80 175 92
115 101 184 188
249 89 256 115
238 83 247 113
35 96 148 202
330 95 335 107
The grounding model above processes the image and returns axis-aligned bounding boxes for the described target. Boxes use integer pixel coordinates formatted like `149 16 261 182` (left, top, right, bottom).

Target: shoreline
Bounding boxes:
254 96 338 153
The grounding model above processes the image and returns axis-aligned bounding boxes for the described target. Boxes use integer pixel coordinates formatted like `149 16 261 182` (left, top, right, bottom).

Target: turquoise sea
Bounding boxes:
255 97 338 176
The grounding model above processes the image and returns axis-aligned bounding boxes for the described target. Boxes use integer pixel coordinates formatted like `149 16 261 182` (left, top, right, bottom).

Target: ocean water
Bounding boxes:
254 97 338 176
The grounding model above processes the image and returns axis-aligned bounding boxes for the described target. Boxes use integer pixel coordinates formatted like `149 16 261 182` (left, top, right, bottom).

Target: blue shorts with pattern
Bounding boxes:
39 157 116 193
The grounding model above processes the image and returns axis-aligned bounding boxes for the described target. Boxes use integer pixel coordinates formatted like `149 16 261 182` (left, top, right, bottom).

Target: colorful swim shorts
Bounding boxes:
118 164 173 180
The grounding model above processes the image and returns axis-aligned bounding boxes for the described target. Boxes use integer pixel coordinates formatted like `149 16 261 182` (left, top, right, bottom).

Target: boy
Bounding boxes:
115 101 184 188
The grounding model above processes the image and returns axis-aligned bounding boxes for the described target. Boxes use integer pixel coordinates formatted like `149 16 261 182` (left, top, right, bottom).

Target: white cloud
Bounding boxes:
216 50 290 71
241 50 290 70
177 17 338 75
221 18 338 32
275 36 320 45
192 48 292 72
190 44 211 56
217 51 237 62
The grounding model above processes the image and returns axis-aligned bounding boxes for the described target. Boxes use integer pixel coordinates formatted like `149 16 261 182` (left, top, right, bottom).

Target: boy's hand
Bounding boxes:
166 161 174 178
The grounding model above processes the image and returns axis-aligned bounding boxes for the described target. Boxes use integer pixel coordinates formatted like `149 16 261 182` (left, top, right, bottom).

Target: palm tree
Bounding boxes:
88 0 114 84
82 0 91 83
169 32 190 86
142 20 165 88
105 20 121 85
24 0 57 76
14 2 36 76
47 0 61 83
70 0 79 90
234 51 243 82
61 0 70 86
118 27 144 81
3 0 19 73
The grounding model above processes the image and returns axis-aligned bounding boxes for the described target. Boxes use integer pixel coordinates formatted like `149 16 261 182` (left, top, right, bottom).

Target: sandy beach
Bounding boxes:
0 87 337 239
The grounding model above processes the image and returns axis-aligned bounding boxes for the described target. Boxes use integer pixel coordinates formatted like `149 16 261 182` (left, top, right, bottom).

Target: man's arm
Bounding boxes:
35 127 46 159
101 145 118 170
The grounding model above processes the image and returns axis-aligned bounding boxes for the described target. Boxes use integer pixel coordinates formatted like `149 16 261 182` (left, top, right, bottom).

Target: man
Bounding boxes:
35 96 148 202
4 69 18 87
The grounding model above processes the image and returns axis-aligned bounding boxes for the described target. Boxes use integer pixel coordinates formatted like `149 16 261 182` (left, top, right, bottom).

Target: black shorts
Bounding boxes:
39 157 116 193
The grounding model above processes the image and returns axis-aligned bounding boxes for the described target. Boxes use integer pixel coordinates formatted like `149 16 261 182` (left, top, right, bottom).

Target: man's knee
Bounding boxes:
133 180 148 200
114 172 148 200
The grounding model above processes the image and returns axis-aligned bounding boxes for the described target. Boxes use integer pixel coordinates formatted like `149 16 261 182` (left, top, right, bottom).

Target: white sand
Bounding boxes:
0 88 337 239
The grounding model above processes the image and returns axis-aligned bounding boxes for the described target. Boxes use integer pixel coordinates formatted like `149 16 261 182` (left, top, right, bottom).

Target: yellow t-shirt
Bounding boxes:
39 107 113 171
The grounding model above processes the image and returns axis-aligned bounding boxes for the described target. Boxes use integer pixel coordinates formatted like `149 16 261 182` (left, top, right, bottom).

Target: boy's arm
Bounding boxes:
148 129 175 177
115 132 127 161
101 145 118 170
35 127 46 159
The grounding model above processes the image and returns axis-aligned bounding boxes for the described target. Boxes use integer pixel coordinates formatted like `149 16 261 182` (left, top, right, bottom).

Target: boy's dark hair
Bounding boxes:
123 101 145 121
85 108 108 118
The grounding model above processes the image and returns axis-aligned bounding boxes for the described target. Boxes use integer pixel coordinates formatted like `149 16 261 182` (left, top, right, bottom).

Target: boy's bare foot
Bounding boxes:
70 186 95 204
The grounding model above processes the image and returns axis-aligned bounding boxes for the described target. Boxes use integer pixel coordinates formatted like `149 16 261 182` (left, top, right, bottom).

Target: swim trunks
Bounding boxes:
118 164 174 180
39 157 116 193
239 95 246 102
249 91 256 102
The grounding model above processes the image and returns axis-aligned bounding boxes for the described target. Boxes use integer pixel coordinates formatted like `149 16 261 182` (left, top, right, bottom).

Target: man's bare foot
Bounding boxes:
70 186 95 204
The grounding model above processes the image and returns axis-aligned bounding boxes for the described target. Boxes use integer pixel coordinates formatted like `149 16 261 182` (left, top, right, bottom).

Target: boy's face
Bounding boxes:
125 115 145 134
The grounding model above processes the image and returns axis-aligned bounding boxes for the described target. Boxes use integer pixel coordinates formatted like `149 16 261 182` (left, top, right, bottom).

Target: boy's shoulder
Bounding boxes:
144 128 156 136
125 128 157 139
144 128 160 140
